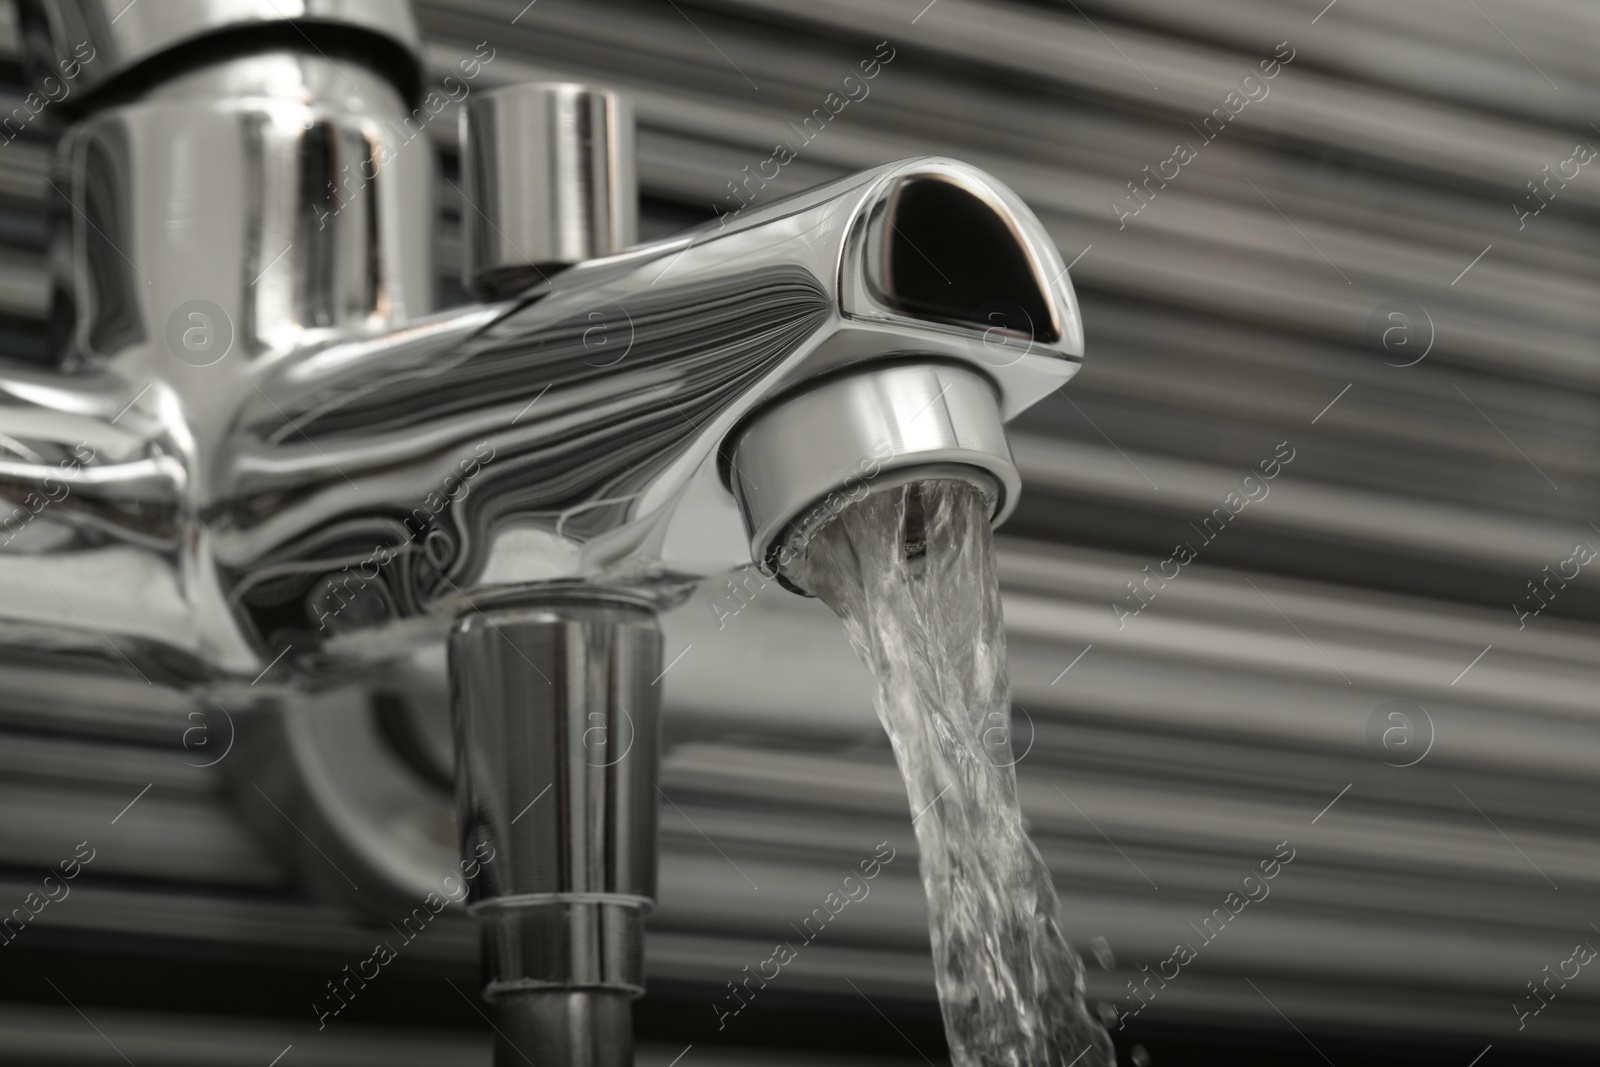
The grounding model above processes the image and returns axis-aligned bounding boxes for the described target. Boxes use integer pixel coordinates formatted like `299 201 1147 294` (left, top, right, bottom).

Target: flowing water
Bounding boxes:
791 479 1115 1067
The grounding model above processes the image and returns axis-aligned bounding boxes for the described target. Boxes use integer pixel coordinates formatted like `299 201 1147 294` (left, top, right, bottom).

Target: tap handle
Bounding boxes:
460 82 638 298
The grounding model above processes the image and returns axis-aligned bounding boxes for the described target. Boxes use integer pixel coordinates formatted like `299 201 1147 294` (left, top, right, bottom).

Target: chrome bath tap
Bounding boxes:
5 2 1084 1063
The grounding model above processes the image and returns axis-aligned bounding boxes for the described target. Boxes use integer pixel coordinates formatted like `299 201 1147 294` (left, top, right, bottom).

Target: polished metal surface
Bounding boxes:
460 82 637 295
229 674 459 915
15 0 422 100
5 141 1079 688
3 9 1084 1065
480 902 646 996
730 362 1016 591
494 990 632 1067
6 46 435 680
450 600 660 1002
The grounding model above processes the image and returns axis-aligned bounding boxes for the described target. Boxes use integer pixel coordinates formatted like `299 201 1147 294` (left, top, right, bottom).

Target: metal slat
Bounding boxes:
0 0 1594 1054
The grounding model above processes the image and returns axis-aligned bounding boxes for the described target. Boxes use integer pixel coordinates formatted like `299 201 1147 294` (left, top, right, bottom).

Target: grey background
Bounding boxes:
0 0 1596 1063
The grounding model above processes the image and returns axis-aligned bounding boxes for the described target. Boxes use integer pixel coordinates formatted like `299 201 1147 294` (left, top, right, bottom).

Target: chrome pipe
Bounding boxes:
449 600 660 1020
494 989 632 1067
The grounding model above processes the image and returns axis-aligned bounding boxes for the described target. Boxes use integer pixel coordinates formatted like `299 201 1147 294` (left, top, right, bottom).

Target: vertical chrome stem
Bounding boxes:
449 598 661 1067
494 990 633 1067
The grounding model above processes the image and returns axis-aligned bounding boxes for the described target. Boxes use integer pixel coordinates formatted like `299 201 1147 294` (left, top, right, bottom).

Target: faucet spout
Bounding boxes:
227 155 1085 676
9 133 1082 689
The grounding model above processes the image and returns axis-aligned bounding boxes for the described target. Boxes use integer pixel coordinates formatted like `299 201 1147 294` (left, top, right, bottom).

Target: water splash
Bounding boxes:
792 479 1115 1067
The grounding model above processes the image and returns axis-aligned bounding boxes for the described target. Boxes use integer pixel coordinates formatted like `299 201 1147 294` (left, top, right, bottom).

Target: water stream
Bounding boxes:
791 479 1115 1067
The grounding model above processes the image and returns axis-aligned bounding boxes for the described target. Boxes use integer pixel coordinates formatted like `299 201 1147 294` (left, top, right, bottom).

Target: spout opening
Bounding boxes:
868 176 1058 344
727 363 1019 597
766 463 1002 596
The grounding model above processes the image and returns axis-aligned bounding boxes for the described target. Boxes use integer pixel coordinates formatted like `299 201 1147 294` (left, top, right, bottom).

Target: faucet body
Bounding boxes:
6 2 1085 1062
7 141 1082 687
7 13 438 688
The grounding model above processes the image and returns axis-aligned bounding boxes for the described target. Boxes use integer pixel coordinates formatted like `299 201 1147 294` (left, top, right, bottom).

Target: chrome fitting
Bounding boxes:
728 362 1019 594
460 82 638 296
449 600 660 1010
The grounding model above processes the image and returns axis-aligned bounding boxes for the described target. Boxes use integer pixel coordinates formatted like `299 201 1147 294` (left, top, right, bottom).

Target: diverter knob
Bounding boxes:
459 82 637 297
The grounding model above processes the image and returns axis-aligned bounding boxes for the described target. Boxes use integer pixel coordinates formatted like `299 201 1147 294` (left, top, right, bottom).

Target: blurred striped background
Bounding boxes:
1 1 1597 1063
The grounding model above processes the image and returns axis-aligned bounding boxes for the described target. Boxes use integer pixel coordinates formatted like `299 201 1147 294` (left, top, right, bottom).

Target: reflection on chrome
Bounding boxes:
4 65 1081 691
5 5 1085 1065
